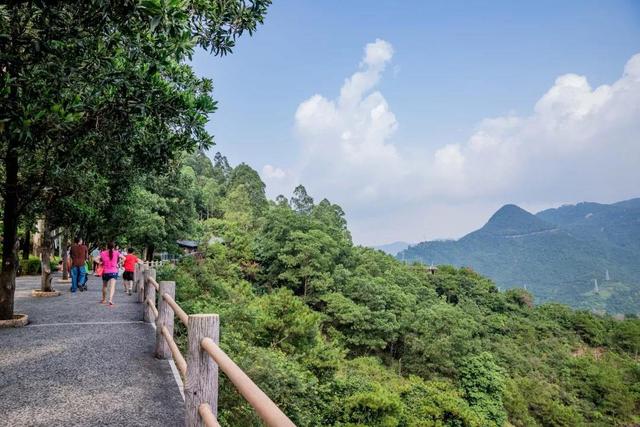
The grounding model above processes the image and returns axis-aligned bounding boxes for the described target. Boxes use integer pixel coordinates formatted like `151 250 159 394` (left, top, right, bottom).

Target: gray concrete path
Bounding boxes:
0 273 184 426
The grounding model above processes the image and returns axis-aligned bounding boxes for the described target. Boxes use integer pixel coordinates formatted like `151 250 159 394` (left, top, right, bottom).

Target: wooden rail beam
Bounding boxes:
198 403 221 427
145 298 158 318
161 325 187 377
200 338 296 427
163 293 189 326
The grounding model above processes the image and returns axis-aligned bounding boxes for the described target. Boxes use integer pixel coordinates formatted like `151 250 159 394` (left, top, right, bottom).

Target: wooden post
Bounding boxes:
185 314 219 427
144 268 157 323
138 265 147 304
133 263 140 294
155 281 175 359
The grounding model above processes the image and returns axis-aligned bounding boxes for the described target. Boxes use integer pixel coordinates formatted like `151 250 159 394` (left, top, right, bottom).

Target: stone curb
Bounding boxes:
31 290 61 298
0 313 29 328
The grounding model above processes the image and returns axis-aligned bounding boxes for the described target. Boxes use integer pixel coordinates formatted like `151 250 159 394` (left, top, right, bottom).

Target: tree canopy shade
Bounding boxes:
0 0 270 320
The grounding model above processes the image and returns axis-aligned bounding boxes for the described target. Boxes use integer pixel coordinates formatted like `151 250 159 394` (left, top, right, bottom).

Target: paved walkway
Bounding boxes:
0 273 184 427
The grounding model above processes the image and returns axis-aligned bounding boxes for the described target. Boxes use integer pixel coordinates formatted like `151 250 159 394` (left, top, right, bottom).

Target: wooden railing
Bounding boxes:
142 260 168 269
133 262 296 427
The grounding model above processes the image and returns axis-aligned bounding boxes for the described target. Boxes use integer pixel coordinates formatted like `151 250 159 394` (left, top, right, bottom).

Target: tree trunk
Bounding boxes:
146 244 155 262
0 142 19 320
32 219 43 257
22 229 31 260
40 218 53 292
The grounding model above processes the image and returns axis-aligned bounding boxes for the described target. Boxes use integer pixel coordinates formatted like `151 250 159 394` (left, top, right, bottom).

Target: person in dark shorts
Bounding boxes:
122 247 139 296
98 241 125 306
69 237 88 293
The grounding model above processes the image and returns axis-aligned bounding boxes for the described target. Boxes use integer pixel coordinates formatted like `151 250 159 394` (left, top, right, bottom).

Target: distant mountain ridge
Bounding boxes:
399 198 640 313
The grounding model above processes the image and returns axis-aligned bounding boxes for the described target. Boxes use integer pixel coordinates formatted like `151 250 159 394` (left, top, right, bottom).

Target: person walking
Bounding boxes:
122 248 139 296
91 246 100 275
69 237 89 293
98 241 124 306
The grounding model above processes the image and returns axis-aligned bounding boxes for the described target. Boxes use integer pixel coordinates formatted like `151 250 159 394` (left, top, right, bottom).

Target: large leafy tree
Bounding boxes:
0 0 270 319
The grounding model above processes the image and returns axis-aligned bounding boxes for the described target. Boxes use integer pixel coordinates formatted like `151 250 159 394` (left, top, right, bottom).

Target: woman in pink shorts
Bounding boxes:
98 241 125 306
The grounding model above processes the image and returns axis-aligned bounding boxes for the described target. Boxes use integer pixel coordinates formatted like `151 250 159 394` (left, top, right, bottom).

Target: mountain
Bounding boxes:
399 198 640 313
537 199 640 254
477 204 556 237
372 241 411 255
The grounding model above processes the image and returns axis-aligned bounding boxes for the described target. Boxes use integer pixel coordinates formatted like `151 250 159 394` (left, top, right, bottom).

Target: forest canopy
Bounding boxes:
157 152 640 427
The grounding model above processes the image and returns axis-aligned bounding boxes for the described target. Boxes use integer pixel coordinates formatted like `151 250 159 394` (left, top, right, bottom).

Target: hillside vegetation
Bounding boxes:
159 153 640 426
400 201 640 314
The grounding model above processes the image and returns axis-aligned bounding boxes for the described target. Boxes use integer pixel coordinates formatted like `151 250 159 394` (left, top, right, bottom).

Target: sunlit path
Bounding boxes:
0 274 184 427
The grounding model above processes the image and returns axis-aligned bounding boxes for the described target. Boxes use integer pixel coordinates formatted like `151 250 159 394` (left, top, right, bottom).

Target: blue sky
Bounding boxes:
191 0 640 245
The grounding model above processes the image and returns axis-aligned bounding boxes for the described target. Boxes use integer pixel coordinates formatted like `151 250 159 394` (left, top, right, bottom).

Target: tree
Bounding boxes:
212 152 232 183
291 185 314 214
223 184 255 231
118 165 199 260
227 163 267 215
278 229 340 297
0 1 271 319
458 352 507 426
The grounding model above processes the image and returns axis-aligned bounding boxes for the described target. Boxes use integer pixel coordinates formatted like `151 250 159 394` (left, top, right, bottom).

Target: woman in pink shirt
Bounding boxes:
98 241 125 306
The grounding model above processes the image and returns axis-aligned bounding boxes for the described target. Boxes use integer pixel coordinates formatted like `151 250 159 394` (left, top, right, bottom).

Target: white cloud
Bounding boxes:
262 164 286 180
437 53 640 202
266 41 640 245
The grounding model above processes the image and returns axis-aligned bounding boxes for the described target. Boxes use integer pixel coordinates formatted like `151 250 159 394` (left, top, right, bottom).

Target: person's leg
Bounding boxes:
70 266 79 292
79 266 87 290
101 279 107 303
108 278 116 304
123 272 132 293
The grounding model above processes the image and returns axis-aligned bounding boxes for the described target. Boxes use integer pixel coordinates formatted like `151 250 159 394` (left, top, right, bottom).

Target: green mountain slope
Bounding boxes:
400 199 640 313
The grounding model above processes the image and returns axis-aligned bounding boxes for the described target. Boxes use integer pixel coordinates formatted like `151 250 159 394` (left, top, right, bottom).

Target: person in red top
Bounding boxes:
122 247 139 296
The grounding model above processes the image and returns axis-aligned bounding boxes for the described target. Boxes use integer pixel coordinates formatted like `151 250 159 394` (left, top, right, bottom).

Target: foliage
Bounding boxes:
157 157 640 427
17 255 58 276
0 0 271 318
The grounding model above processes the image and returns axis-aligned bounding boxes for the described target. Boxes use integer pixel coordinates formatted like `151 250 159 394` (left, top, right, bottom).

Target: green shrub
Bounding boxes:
18 255 62 276
18 256 42 276
50 256 61 272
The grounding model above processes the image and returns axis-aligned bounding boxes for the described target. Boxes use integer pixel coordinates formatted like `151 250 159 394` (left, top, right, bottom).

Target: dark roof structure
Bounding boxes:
176 239 198 249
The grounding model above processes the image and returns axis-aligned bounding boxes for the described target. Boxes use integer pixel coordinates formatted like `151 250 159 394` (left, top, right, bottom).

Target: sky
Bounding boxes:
190 0 640 246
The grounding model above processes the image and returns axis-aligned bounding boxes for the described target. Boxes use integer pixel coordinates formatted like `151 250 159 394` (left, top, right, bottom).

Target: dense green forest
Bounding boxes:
158 152 640 426
400 203 640 314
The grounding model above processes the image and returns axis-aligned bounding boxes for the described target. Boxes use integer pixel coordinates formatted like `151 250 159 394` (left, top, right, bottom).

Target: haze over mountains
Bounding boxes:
398 198 640 313
373 241 411 256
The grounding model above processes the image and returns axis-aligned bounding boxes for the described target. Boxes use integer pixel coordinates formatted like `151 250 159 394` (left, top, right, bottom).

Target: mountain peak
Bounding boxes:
479 204 554 236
